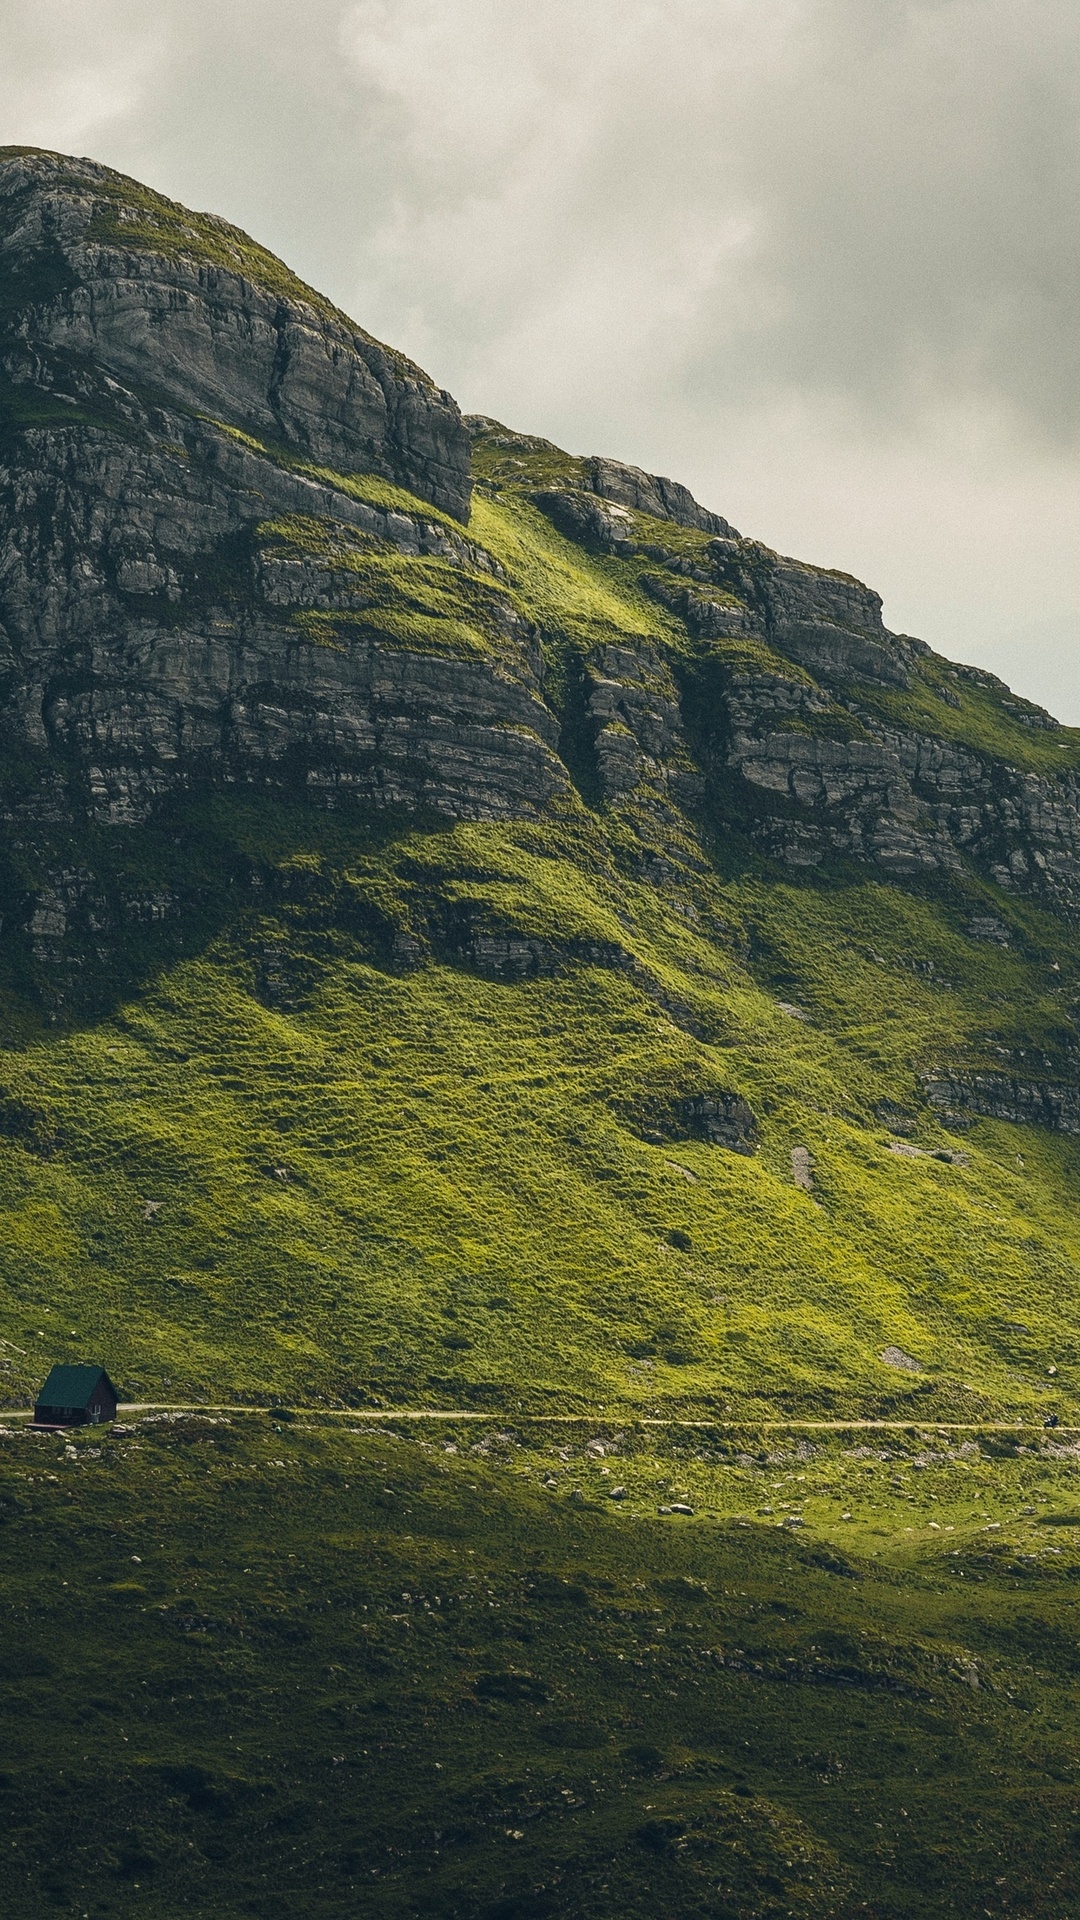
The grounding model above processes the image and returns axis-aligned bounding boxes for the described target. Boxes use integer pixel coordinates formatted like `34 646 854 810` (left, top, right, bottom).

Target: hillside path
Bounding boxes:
3 1404 1076 1434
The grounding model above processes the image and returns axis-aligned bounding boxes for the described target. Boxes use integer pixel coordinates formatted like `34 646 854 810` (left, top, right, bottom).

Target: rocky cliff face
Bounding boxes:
0 151 580 839
471 422 1080 913
0 404 565 829
0 149 470 515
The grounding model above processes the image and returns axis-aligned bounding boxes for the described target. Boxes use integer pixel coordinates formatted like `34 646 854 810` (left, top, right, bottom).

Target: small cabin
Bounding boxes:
33 1364 119 1428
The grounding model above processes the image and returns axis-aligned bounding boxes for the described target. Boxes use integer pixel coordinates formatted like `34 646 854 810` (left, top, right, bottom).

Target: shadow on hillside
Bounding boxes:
0 787 453 1046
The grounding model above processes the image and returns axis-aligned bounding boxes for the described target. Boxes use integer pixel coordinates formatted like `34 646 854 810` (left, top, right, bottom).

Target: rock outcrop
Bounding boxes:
0 149 577 836
924 1070 1080 1136
487 423 1080 912
0 148 470 517
578 455 738 538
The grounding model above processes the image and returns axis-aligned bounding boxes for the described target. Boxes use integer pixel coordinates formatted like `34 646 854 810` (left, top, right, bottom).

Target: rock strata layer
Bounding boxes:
0 148 470 517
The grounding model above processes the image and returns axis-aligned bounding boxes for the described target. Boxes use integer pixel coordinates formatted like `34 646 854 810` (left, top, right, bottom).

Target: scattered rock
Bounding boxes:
474 1670 548 1704
881 1346 922 1373
791 1146 815 1192
967 916 1011 945
887 1140 968 1167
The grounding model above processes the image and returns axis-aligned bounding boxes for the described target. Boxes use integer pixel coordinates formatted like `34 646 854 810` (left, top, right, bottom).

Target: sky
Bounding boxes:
2 0 1080 715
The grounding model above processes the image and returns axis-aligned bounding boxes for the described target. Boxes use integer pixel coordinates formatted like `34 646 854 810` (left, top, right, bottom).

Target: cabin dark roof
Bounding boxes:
35 1364 115 1408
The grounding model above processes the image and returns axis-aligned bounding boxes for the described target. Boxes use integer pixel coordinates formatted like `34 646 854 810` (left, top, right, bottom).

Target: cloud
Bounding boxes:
1 0 1079 711
335 0 1080 447
0 0 168 152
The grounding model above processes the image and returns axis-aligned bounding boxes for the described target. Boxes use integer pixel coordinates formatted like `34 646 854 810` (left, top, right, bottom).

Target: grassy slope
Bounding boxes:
1 805 1079 1422
5 1411 1080 1920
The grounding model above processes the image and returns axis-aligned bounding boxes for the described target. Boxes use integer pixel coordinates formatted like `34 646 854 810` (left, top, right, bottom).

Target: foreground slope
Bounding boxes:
1 147 1080 1430
6 1410 1080 1920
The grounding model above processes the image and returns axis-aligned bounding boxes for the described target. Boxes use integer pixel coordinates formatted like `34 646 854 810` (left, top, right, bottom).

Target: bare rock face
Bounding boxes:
0 412 564 828
580 456 738 538
0 149 579 837
0 148 470 519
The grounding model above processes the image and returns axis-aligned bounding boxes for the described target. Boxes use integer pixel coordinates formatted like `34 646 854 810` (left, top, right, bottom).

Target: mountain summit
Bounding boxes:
0 146 470 513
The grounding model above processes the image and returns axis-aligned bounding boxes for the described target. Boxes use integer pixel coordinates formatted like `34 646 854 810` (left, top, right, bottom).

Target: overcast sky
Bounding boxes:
3 0 1080 715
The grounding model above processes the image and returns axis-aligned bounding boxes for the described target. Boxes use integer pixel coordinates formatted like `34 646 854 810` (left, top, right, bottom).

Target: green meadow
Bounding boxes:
4 1410 1080 1919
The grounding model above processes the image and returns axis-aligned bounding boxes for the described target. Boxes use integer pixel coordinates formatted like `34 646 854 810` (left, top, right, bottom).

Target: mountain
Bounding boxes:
2 147 1080 1423
6 145 1080 1920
